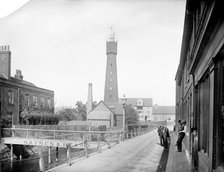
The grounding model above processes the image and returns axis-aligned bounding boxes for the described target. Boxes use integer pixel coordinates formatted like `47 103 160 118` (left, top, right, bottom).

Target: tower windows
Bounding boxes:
110 63 112 66
109 87 113 90
110 71 112 75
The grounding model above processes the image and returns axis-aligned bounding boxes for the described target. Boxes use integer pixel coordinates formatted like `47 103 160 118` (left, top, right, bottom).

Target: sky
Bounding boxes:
0 0 186 107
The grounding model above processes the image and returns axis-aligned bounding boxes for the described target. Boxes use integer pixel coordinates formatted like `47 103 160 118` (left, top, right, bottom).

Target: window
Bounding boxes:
33 96 37 107
198 73 210 154
110 63 112 66
109 87 112 90
110 71 112 75
8 90 14 104
47 98 51 108
40 98 44 108
25 94 30 106
110 79 112 82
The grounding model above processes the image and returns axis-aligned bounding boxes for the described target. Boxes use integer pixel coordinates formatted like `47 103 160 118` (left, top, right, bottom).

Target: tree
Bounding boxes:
124 105 139 125
56 106 77 121
75 101 87 120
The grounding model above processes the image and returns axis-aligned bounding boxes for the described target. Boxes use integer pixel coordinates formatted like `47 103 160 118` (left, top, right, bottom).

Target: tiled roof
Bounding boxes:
105 102 123 115
153 106 175 115
10 77 36 87
0 76 36 87
119 98 153 107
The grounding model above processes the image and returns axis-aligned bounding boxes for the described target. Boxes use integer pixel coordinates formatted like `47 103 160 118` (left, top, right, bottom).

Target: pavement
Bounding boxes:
47 127 192 172
165 130 191 172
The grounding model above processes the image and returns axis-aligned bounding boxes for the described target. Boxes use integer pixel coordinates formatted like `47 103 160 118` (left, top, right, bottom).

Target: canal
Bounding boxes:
1 147 94 172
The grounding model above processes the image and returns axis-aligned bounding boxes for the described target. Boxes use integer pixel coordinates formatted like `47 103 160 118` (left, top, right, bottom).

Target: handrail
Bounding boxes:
2 127 122 134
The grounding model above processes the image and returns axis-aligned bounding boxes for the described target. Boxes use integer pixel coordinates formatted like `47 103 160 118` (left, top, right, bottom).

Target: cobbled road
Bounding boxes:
49 129 169 172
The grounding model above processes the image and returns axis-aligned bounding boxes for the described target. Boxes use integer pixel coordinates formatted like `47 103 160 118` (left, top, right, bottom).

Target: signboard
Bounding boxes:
2 137 84 148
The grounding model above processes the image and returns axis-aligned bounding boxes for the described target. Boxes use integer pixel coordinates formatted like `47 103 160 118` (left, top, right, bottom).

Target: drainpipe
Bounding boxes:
17 88 20 126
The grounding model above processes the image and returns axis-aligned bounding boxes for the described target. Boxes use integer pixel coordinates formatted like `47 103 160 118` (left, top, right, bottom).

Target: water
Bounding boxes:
1 147 90 172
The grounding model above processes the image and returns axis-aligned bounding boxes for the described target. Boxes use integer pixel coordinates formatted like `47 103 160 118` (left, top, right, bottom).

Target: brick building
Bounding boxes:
0 45 54 126
175 0 224 171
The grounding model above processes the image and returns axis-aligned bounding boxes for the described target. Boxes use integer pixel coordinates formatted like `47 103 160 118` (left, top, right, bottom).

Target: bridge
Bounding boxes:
0 121 167 172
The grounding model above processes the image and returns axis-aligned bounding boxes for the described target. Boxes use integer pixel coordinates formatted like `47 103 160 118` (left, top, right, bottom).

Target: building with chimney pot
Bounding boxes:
0 45 54 126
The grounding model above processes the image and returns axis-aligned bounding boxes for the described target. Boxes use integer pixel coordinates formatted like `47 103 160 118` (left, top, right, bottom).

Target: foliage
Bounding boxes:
124 104 139 125
56 106 78 121
20 107 58 125
75 101 87 120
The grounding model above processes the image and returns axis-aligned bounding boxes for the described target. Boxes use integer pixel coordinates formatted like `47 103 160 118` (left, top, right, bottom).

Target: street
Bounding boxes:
50 129 169 172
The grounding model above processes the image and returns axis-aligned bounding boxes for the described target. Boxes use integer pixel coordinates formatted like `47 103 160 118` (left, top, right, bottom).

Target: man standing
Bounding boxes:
163 125 170 148
176 121 186 152
157 125 164 146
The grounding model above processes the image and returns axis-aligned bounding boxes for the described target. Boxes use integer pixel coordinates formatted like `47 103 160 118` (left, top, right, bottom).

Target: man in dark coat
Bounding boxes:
176 121 186 152
157 125 164 146
162 125 170 148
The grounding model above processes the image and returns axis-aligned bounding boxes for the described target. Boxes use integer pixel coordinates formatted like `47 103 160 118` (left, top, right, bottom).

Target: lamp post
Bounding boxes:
121 94 127 141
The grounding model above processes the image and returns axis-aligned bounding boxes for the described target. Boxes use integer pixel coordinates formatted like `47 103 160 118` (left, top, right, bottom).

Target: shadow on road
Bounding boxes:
156 147 169 172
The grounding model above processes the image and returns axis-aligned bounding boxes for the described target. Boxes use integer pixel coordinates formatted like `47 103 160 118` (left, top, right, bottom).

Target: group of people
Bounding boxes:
157 125 170 149
157 120 187 152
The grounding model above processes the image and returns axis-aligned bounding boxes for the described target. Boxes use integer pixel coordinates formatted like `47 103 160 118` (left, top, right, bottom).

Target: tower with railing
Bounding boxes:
104 29 119 103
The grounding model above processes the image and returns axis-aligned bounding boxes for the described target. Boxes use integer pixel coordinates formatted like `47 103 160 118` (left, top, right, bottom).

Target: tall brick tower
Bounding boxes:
104 31 119 103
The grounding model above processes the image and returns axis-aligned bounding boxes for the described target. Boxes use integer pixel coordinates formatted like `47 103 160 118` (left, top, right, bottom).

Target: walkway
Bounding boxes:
166 131 191 172
48 129 167 172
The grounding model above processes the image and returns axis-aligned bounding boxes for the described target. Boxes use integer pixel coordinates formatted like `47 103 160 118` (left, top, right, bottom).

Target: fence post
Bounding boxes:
107 136 111 149
48 147 51 164
66 144 71 166
56 147 59 162
97 134 101 153
84 135 88 158
116 133 120 144
12 128 15 137
10 144 13 162
39 147 45 172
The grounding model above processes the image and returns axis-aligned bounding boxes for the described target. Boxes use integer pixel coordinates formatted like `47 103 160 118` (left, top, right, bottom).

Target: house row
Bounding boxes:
175 0 224 171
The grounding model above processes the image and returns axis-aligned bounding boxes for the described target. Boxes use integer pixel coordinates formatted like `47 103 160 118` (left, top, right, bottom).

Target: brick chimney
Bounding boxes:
87 83 93 116
14 69 23 80
0 45 11 79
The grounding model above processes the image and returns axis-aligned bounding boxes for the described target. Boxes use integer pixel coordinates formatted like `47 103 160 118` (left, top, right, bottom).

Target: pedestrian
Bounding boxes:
176 121 187 152
157 125 164 146
162 125 170 149
175 120 183 145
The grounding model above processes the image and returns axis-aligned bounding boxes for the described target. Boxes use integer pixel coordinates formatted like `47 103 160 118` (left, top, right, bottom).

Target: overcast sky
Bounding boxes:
0 0 186 107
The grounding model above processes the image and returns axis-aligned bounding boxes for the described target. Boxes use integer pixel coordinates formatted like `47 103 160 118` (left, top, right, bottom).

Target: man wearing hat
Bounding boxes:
176 120 187 152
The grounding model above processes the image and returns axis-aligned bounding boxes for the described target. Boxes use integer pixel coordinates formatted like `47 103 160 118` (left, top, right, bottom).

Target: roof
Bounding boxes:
10 77 36 87
90 100 115 114
105 102 123 115
0 76 54 93
153 106 175 115
119 98 153 107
